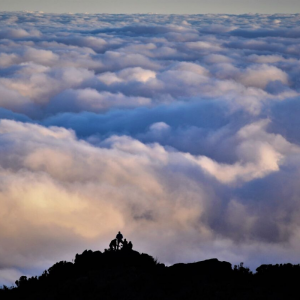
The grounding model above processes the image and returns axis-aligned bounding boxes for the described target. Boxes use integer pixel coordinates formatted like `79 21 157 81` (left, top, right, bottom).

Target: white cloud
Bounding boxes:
238 64 289 89
0 12 300 285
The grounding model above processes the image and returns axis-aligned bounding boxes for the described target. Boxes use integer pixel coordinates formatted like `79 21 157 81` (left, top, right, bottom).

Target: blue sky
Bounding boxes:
1 0 300 14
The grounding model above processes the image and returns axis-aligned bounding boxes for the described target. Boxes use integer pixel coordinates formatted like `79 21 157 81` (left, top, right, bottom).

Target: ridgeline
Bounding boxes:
1 239 300 299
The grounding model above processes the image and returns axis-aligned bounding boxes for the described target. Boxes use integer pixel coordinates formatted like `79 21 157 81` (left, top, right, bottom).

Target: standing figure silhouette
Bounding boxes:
116 231 123 250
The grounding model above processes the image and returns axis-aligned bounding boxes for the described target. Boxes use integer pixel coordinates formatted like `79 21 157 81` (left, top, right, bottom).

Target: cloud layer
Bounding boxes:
1 12 300 285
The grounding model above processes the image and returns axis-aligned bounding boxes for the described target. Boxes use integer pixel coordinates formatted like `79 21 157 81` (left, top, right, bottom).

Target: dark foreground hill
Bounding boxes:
1 247 300 299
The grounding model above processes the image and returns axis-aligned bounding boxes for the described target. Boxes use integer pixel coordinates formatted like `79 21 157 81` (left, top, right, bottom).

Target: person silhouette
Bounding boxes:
109 239 117 251
128 241 133 250
122 239 128 250
116 231 123 250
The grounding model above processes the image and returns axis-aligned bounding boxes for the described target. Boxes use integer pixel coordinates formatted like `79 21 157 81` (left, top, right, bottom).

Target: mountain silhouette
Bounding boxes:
1 239 300 299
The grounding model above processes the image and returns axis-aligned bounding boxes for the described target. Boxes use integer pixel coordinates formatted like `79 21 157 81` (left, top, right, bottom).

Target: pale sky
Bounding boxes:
1 0 300 14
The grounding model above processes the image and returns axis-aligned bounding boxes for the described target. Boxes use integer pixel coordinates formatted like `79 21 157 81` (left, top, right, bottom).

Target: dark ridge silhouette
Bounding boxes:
1 234 300 299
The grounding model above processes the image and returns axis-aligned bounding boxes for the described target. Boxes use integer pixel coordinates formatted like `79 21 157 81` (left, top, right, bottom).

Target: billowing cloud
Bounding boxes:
1 11 300 285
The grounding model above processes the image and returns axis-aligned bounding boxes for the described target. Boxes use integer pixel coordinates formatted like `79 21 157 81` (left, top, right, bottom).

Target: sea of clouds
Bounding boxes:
1 12 300 285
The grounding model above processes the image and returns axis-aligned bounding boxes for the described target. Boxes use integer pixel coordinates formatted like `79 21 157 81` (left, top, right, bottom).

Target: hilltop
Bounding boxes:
1 243 300 299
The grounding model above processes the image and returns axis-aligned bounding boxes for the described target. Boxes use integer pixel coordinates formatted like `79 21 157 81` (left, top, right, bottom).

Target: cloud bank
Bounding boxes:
1 12 300 285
